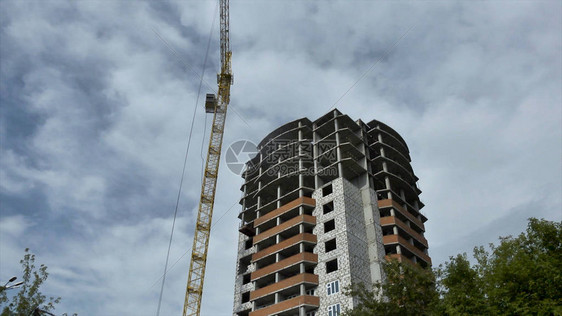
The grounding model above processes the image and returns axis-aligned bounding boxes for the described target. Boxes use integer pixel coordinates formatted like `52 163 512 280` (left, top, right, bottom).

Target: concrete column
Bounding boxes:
393 226 399 235
276 234 280 249
298 124 304 197
255 209 261 235
299 284 306 316
358 130 369 180
313 123 320 188
299 164 304 197
390 208 395 216
277 185 282 208
259 152 263 176
278 157 282 179
298 122 304 187
382 161 388 172
364 138 376 189
334 119 343 177
396 245 402 254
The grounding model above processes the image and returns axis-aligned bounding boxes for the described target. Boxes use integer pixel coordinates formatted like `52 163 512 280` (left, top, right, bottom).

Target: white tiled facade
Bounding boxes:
312 178 385 314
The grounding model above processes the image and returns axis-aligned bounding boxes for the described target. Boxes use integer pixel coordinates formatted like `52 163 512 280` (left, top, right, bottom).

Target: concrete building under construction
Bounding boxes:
232 109 430 316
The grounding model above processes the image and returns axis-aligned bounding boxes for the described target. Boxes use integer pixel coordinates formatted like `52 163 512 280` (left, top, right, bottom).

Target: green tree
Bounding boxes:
439 218 562 315
345 218 562 316
344 260 440 316
436 253 489 315
0 248 61 316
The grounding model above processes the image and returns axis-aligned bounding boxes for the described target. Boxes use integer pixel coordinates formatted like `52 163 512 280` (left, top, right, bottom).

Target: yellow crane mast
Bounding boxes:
182 0 232 315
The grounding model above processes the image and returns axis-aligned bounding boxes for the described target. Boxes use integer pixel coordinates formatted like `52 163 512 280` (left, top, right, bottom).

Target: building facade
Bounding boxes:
232 109 430 316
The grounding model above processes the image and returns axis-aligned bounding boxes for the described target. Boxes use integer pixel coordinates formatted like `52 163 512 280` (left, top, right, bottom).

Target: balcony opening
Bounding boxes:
255 273 276 289
385 245 397 255
236 309 250 316
241 291 250 303
245 238 253 250
322 183 333 196
324 219 335 233
242 273 251 285
325 238 337 252
305 265 315 274
323 201 334 214
326 258 338 273
382 227 394 236
238 254 251 275
380 208 391 217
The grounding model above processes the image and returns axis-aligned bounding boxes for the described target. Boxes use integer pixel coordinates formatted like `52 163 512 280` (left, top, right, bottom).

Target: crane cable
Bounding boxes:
155 3 219 316
149 198 238 290
327 24 416 111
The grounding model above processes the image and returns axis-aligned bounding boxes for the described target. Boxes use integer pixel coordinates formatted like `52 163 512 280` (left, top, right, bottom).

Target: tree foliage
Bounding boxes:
436 253 489 315
0 248 61 316
345 218 562 316
344 260 439 316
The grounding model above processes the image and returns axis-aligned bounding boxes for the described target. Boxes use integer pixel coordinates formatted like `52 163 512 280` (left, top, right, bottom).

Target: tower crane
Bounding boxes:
182 0 232 315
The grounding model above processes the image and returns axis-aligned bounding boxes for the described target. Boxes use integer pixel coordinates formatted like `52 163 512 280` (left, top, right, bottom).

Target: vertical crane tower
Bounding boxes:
182 0 232 315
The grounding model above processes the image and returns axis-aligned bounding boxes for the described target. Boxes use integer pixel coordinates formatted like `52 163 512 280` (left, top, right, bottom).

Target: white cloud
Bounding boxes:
0 215 31 238
0 1 560 315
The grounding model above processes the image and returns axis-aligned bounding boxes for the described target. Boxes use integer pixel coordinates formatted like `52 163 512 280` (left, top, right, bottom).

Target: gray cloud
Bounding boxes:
1 1 560 315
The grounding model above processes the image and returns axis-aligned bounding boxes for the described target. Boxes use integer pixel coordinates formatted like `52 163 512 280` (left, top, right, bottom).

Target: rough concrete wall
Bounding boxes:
341 178 373 292
232 233 244 314
361 187 386 287
232 232 256 315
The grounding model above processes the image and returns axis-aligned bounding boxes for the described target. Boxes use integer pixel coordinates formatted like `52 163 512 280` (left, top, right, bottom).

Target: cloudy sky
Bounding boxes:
1 0 560 315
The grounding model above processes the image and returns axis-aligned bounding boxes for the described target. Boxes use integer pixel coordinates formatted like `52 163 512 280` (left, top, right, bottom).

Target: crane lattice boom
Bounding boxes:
182 0 232 315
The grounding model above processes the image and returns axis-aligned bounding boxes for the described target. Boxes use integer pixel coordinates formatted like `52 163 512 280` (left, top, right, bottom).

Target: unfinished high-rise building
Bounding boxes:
232 109 430 316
